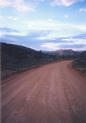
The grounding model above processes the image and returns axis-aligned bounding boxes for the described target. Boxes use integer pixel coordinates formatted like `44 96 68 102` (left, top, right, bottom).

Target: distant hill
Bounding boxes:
42 50 58 55
57 49 78 56
42 49 79 59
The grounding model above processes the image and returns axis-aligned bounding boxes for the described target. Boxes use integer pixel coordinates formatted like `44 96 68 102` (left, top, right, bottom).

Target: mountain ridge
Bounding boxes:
42 49 79 56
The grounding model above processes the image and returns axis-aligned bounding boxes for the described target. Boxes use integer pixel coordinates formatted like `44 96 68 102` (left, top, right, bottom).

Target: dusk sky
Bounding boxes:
0 0 86 51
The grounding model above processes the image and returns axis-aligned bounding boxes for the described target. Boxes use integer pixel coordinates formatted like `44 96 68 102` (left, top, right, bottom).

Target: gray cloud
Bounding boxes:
0 28 86 51
0 26 18 33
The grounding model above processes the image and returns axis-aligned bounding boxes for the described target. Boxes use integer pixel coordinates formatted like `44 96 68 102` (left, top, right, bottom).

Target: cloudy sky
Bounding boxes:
0 0 86 51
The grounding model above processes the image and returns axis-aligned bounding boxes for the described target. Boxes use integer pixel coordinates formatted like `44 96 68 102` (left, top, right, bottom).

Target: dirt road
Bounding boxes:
1 60 86 123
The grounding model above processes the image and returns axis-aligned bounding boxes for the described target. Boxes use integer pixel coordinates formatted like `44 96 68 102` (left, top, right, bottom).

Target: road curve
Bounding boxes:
1 60 86 123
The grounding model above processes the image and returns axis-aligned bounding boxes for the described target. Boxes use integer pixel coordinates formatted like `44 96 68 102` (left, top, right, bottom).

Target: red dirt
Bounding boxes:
1 60 86 123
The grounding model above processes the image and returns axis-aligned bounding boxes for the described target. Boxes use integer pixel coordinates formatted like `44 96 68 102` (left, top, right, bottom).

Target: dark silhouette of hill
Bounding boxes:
73 51 86 68
1 43 57 72
72 51 86 74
